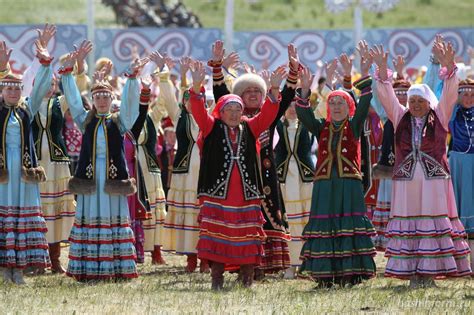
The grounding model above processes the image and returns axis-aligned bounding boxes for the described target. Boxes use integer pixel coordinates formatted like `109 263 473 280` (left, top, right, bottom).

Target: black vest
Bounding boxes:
198 120 263 201
32 97 69 162
173 106 195 174
372 120 395 179
68 110 136 195
140 116 160 174
275 120 315 183
0 101 46 183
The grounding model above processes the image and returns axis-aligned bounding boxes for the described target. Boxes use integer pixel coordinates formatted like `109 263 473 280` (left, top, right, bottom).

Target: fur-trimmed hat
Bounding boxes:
459 78 474 93
91 80 113 97
231 73 267 99
0 73 23 87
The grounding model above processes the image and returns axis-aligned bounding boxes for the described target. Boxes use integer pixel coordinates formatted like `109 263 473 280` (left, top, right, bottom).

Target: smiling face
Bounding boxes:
93 93 113 114
328 95 349 122
2 85 22 105
220 103 243 128
241 87 263 109
408 95 430 117
459 89 474 109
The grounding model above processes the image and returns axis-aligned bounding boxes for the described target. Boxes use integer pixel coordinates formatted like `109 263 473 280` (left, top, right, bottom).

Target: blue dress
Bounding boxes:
62 73 140 280
0 65 52 269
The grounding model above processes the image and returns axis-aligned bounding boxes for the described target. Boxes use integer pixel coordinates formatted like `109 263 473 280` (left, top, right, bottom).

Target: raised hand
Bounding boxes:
270 65 287 89
211 40 225 63
392 55 405 77
339 53 352 77
298 66 314 92
431 34 444 64
74 40 93 62
325 58 338 87
356 40 371 62
102 60 113 77
62 51 78 69
434 40 455 72
92 70 105 83
370 44 388 80
259 69 271 89
179 56 193 74
130 57 149 75
35 39 51 61
190 61 206 93
148 51 166 70
288 43 299 70
36 23 56 48
222 51 240 69
0 41 12 71
165 56 176 70
242 62 256 74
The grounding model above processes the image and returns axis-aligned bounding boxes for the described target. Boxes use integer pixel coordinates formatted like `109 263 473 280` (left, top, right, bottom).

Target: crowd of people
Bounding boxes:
0 24 473 290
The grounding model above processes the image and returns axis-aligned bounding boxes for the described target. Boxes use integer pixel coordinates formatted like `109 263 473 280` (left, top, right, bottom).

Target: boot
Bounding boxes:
420 276 437 288
210 261 225 291
409 275 420 289
49 243 65 274
254 268 265 281
199 259 210 273
185 254 198 273
240 264 255 288
151 246 166 265
1 268 13 283
12 268 26 285
469 240 474 277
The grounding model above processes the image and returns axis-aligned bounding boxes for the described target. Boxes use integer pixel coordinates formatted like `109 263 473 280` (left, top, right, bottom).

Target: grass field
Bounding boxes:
0 0 472 30
1 251 473 314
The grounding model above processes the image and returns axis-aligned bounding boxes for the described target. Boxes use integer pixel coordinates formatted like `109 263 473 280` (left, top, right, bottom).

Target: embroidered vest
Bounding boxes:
0 101 46 183
32 96 69 162
68 111 136 195
173 106 195 174
140 116 161 173
314 120 362 180
449 105 474 154
275 120 315 183
198 120 263 201
393 110 450 180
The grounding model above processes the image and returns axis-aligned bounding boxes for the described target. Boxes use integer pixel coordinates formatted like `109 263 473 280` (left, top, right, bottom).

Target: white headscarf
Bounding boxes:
407 84 438 109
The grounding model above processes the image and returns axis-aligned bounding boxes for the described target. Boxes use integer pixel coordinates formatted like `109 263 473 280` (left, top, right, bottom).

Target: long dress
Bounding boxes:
448 105 474 239
276 119 314 267
296 81 377 284
191 93 279 266
62 73 139 281
162 98 201 255
0 64 52 269
35 97 76 244
376 70 471 279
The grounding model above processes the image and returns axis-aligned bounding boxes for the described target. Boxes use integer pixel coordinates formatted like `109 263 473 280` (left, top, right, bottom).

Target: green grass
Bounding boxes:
0 0 472 30
1 251 473 314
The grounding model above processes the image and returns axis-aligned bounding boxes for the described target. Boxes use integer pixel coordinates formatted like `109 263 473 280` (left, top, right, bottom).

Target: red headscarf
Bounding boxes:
211 94 244 119
326 90 356 121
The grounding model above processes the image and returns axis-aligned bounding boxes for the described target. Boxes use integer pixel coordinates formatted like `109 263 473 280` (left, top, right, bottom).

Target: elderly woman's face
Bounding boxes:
2 85 22 105
241 87 263 109
408 95 430 117
220 103 243 128
329 96 349 122
459 89 474 109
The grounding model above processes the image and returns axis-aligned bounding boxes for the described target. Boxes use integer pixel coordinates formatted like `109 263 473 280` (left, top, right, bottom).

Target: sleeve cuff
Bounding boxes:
374 68 393 84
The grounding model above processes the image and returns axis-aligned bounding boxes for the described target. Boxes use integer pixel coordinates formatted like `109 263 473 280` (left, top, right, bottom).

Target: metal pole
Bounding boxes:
87 0 95 77
353 3 363 48
224 0 234 51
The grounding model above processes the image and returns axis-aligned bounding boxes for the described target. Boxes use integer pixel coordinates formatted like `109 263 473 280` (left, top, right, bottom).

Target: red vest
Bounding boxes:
393 110 450 180
315 120 362 180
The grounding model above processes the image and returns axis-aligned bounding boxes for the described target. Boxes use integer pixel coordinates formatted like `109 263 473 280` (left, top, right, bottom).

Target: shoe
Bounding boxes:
185 254 198 273
1 268 13 283
12 269 26 285
211 262 225 291
240 264 254 288
49 243 65 274
409 276 421 289
151 246 166 265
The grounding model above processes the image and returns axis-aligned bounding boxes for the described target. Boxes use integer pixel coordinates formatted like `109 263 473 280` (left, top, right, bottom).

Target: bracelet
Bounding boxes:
58 66 74 75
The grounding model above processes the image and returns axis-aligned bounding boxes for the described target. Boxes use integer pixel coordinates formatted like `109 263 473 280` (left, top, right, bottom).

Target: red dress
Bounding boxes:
190 92 279 265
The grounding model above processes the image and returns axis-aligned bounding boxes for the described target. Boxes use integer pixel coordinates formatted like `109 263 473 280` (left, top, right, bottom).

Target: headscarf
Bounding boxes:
407 84 438 109
326 90 356 121
211 94 243 119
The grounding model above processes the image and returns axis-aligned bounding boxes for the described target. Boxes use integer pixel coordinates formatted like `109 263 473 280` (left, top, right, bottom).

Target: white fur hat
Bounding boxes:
231 73 267 98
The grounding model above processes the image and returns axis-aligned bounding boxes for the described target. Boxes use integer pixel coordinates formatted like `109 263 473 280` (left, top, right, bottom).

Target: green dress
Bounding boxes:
295 79 376 285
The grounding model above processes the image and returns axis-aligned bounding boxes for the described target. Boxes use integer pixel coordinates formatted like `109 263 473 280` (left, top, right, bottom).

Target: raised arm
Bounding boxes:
129 78 152 139
190 61 215 137
432 40 459 129
27 39 54 118
371 44 406 127
209 40 231 102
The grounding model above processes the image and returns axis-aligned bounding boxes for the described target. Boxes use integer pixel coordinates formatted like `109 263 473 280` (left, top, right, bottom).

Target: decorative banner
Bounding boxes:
0 25 472 74
0 25 87 73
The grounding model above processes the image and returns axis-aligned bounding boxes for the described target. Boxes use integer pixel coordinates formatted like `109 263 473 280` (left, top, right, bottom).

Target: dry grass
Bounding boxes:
1 251 473 314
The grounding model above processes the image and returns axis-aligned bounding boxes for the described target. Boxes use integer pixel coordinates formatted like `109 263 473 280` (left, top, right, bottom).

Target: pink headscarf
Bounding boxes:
211 94 244 119
326 90 356 121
